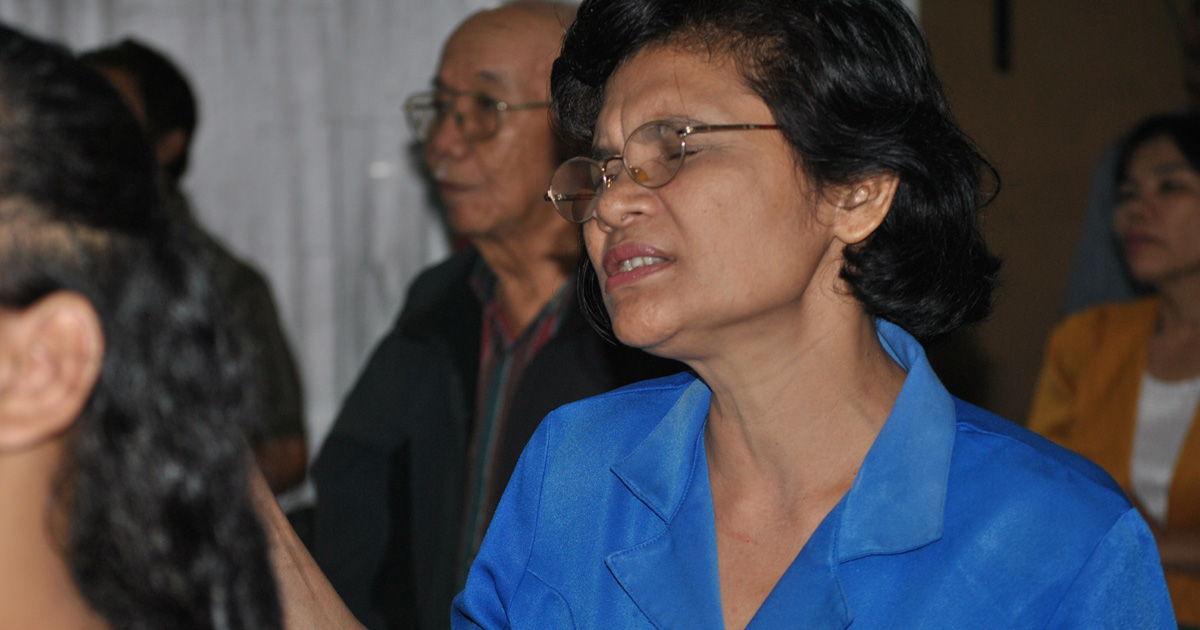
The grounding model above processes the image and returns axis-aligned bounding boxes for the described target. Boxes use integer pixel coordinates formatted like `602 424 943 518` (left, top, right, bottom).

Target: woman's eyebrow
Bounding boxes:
1152 161 1192 176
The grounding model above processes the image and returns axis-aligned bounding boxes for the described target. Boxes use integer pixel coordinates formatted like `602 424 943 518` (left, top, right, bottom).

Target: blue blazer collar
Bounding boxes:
838 320 955 560
604 321 955 628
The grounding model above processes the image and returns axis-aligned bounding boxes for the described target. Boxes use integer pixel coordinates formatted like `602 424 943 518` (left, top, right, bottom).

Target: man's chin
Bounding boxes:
444 206 499 241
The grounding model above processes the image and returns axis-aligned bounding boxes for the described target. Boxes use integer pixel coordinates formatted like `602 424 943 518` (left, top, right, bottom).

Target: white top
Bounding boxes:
1131 372 1200 524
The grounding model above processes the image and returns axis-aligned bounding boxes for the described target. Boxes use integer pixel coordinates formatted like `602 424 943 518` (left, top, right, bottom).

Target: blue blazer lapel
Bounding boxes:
605 479 725 628
606 380 725 628
748 506 852 630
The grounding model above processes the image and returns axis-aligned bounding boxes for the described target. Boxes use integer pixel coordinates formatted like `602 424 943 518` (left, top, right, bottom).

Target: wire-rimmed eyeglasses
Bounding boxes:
544 119 779 223
403 90 549 142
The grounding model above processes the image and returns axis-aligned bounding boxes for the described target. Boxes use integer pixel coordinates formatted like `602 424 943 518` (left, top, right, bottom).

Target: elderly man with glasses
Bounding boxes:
309 3 676 629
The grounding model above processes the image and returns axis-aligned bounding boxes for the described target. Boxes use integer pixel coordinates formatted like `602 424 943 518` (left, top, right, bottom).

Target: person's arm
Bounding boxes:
255 436 308 493
230 265 309 493
1043 509 1176 628
249 466 365 630
1135 499 1200 576
1154 528 1200 575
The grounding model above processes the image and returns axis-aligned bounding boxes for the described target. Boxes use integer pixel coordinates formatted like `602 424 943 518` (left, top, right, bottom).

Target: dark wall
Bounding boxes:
922 0 1185 421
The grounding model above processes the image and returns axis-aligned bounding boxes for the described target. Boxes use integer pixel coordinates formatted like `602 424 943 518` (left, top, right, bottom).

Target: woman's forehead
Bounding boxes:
1128 136 1188 171
593 45 764 150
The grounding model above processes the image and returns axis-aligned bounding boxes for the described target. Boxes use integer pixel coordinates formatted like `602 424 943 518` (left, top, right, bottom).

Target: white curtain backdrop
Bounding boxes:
0 0 920 471
0 0 503 465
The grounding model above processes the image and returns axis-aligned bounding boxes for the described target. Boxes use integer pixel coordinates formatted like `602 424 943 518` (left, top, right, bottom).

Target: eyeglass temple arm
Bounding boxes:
544 191 596 202
500 101 550 111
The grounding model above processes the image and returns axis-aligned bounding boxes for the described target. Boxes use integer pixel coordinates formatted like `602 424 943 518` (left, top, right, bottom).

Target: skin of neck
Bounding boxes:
1155 271 1200 334
0 438 107 629
471 205 579 335
695 253 907 502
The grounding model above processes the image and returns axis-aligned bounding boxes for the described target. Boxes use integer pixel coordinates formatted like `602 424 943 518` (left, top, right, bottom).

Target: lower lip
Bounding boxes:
1121 236 1157 254
438 183 473 197
604 260 671 292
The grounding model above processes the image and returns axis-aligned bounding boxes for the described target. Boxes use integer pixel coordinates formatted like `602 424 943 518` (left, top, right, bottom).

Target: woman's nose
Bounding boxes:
1115 194 1153 230
591 166 653 231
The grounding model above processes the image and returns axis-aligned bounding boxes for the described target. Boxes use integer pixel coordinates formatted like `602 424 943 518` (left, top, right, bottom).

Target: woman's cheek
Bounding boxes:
583 223 608 284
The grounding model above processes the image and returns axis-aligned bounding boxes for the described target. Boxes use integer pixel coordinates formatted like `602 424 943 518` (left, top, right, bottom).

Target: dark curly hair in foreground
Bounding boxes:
0 24 280 630
553 0 1001 343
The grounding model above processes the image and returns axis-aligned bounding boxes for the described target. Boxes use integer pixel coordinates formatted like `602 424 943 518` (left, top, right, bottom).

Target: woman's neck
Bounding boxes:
472 219 577 336
1156 275 1200 335
1145 275 1200 381
697 305 905 498
0 444 108 630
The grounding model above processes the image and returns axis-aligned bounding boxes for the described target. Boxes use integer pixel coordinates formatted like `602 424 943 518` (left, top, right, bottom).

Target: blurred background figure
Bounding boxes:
1062 0 1200 313
1030 112 1200 628
80 38 309 493
310 2 677 628
0 22 280 629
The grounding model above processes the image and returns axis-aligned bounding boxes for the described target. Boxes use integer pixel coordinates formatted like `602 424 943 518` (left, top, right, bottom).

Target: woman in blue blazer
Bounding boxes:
454 0 1177 627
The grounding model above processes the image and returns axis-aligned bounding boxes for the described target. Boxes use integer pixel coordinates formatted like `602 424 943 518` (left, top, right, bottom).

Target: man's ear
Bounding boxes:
0 292 104 452
830 173 899 246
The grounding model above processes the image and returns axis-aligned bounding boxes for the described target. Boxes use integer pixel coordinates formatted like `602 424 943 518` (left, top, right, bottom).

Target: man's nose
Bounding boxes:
425 110 471 160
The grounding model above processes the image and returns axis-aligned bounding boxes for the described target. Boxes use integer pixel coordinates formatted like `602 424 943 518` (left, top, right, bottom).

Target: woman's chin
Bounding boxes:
611 317 687 359
1124 262 1166 289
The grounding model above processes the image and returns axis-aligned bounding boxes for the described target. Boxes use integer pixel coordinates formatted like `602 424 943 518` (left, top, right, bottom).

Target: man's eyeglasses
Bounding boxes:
404 90 549 142
544 119 778 223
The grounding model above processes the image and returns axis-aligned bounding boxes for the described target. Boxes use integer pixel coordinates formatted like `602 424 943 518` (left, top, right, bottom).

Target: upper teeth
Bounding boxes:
619 256 664 273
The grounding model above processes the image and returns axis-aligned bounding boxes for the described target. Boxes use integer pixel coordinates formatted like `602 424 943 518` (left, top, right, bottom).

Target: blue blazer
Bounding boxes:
454 322 1175 629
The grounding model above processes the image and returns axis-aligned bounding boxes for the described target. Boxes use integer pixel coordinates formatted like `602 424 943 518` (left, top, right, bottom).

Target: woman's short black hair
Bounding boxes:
0 23 280 630
1115 112 1200 184
79 37 198 184
553 0 1001 343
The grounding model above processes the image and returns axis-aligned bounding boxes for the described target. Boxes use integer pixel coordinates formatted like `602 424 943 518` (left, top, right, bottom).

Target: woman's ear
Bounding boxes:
154 128 189 170
0 292 104 452
831 173 899 245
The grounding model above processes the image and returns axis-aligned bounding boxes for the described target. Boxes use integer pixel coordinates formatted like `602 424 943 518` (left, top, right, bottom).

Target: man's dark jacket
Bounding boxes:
311 247 679 630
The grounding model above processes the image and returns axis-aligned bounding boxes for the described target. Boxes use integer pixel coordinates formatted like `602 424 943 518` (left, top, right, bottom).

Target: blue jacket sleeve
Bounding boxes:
452 420 552 629
1044 509 1176 629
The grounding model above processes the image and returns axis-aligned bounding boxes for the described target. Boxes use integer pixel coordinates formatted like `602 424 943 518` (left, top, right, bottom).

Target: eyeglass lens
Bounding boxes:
405 92 501 141
548 158 606 222
547 121 686 222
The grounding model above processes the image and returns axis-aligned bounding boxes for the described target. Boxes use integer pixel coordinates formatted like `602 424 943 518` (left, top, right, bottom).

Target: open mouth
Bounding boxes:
602 243 672 277
617 256 667 273
601 243 674 291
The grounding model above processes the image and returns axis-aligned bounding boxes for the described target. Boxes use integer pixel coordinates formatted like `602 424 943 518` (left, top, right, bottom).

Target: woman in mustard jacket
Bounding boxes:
1030 112 1200 626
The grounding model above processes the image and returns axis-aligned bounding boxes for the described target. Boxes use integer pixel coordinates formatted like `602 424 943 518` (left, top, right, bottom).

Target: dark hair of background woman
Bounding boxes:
1115 112 1200 184
0 24 280 630
78 37 198 185
553 0 1001 343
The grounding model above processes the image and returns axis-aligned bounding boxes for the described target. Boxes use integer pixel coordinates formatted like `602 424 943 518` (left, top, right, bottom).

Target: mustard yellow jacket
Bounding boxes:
1029 297 1200 624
